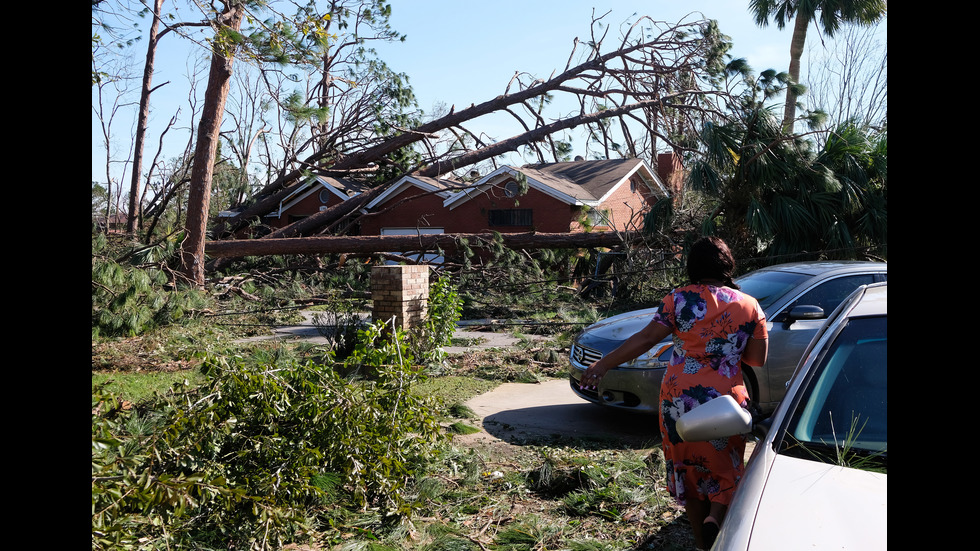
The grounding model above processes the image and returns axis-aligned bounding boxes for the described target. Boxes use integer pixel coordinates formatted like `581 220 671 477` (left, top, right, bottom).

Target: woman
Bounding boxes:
580 237 768 550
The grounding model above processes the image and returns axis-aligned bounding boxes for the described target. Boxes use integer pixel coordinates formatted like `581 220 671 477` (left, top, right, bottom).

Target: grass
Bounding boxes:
92 369 206 401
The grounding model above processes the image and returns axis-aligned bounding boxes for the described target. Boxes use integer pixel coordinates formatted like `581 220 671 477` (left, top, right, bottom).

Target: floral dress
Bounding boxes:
651 284 768 507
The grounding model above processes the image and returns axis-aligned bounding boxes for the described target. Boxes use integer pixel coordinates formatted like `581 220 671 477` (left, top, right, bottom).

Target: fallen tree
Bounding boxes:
211 14 734 242
205 231 632 259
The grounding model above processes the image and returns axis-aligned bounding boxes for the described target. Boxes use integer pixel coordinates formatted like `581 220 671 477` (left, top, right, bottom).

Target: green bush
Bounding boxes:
92 320 446 550
409 275 463 366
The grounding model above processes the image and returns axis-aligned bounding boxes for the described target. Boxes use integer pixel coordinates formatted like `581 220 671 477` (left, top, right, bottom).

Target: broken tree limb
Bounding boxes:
205 231 632 259
211 17 724 240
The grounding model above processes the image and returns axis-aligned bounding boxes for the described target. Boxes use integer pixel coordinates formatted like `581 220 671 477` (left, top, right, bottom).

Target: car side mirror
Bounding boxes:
788 305 825 320
779 305 825 326
676 395 752 442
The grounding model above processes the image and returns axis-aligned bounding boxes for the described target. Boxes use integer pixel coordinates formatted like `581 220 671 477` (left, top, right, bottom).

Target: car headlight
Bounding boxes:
623 342 672 369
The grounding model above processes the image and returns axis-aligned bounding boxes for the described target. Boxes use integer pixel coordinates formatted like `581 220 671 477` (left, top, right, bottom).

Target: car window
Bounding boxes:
785 274 877 315
735 271 810 311
778 315 887 471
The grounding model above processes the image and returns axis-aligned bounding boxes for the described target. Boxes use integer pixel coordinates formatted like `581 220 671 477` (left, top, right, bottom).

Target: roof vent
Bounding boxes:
574 155 585 161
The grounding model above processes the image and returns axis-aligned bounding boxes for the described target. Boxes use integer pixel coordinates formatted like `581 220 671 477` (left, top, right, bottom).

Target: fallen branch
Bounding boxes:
205 231 633 259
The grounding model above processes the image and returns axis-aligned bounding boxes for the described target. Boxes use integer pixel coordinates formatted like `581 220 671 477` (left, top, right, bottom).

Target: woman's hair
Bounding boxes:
687 236 740 289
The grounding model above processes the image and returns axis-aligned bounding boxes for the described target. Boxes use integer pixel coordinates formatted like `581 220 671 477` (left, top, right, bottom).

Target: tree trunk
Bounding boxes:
127 0 165 233
205 231 631 259
782 14 810 131
179 2 245 286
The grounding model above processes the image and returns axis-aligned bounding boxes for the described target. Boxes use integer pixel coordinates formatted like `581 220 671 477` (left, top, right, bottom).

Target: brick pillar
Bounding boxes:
371 265 429 332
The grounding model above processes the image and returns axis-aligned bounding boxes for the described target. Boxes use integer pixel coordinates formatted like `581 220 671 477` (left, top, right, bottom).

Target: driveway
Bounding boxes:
459 379 661 448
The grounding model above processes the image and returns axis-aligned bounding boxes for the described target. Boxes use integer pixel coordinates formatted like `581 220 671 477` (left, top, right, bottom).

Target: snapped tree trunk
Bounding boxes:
179 2 245 286
205 231 631 259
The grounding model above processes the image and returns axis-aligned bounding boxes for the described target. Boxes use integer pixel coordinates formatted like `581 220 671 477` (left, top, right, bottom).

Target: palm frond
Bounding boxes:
745 197 777 239
686 161 724 195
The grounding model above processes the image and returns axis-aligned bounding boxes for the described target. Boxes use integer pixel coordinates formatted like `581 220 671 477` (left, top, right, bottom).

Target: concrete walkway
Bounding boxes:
460 379 662 447
236 311 547 350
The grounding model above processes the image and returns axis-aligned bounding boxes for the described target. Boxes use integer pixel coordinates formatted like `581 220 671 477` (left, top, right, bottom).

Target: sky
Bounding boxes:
92 0 886 187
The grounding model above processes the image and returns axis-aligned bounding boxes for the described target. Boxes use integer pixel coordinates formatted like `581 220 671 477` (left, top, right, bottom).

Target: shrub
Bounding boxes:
409 274 463 366
92 320 446 549
311 299 366 359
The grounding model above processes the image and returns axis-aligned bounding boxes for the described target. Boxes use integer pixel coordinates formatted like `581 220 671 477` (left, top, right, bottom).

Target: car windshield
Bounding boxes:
734 270 810 311
777 315 887 472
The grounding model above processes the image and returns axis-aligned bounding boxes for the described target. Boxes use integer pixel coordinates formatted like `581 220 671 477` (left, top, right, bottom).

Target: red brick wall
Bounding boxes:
357 186 449 235
656 152 685 201
572 174 658 233
445 180 577 233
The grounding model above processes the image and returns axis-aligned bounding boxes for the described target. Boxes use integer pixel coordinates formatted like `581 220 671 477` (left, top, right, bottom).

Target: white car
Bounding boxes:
677 282 887 550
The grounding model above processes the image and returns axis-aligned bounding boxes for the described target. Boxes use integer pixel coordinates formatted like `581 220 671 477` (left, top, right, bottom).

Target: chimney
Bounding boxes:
657 152 684 196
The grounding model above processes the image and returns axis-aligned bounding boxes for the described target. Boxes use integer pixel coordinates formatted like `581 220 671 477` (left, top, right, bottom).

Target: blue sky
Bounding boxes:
377 0 791 114
92 0 886 187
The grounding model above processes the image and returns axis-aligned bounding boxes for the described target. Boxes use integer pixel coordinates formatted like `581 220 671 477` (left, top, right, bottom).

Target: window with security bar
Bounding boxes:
488 208 533 227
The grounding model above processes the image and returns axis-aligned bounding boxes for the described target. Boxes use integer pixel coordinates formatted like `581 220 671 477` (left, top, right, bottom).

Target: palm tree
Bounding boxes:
748 0 887 131
676 105 886 264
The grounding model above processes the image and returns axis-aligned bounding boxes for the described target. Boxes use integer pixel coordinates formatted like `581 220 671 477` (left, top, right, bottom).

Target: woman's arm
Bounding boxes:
742 336 768 367
579 319 672 387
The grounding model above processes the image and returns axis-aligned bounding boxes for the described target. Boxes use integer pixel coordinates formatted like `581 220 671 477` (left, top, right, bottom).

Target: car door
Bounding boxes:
763 272 885 405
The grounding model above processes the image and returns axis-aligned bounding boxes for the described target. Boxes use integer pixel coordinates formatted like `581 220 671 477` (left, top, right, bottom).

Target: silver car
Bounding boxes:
678 282 887 550
568 261 887 415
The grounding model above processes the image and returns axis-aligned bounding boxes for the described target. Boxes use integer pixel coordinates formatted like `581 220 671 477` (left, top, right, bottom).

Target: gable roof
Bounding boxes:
443 158 666 210
362 174 464 210
265 175 367 218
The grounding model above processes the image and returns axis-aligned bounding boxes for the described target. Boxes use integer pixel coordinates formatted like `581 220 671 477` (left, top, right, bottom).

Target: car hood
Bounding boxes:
732 453 887 550
578 308 658 342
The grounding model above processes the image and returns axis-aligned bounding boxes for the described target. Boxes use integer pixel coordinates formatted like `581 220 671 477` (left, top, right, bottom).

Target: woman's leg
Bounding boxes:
683 481 710 549
684 479 730 549
707 501 728 525
701 501 728 548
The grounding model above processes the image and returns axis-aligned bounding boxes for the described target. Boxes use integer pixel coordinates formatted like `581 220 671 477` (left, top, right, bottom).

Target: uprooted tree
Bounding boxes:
212 15 740 241
175 6 746 285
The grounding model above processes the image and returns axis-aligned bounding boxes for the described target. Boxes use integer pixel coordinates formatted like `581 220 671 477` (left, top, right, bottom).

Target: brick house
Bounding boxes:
357 156 673 237
225 154 682 245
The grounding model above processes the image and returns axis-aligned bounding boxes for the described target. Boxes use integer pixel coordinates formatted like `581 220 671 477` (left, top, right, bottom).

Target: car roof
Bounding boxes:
847 282 887 318
747 260 887 277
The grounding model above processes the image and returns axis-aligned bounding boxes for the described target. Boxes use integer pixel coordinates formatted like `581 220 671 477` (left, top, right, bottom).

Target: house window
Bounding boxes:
319 189 332 203
588 208 610 227
489 209 533 227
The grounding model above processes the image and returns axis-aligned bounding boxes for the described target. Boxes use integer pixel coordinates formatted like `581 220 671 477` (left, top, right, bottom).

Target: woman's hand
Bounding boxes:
578 319 671 389
580 361 610 389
